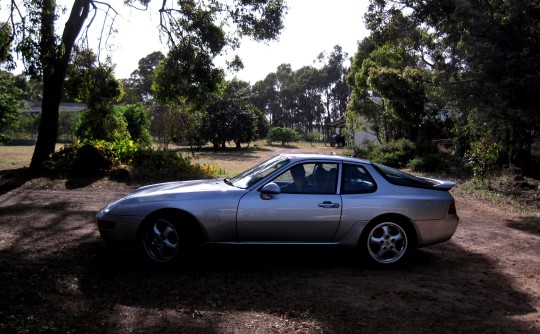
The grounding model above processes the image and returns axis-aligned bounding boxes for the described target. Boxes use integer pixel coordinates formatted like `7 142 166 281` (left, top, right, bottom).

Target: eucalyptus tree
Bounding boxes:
5 0 287 172
364 0 540 168
315 45 349 124
121 51 165 104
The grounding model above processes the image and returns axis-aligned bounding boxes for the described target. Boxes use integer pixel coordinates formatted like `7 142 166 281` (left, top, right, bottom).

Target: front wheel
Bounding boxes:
361 221 409 266
141 217 182 264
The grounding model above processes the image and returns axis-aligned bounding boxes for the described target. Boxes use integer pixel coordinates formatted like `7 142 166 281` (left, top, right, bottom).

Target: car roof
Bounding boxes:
279 153 371 165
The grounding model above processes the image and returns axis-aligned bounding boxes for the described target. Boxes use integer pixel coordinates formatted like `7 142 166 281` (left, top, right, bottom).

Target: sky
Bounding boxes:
93 0 370 82
3 0 370 84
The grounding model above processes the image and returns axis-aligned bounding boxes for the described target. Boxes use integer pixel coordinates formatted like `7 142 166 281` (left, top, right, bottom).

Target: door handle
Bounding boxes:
318 201 340 208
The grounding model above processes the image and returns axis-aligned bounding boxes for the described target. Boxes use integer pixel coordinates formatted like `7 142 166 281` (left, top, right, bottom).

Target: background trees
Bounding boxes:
4 0 287 171
355 0 540 172
250 47 349 139
0 71 24 142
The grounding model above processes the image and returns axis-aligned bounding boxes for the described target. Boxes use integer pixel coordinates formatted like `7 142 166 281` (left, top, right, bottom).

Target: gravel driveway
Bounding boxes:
0 177 539 333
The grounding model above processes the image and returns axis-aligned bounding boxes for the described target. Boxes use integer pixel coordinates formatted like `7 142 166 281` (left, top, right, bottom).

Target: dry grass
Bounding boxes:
0 141 343 177
0 144 65 171
160 140 344 177
0 145 35 170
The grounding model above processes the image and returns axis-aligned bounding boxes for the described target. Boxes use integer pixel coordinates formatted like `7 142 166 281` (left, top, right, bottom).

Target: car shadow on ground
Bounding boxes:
0 188 538 333
1 237 538 333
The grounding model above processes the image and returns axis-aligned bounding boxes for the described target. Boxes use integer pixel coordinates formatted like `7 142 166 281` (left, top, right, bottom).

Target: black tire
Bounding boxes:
360 220 410 266
140 216 184 264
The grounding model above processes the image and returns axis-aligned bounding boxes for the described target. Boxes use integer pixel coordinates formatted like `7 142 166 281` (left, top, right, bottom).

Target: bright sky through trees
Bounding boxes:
85 0 369 82
2 0 369 83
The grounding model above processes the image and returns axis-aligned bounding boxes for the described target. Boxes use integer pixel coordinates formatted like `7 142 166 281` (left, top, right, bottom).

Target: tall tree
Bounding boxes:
316 45 350 123
365 0 540 167
122 51 165 104
5 0 287 172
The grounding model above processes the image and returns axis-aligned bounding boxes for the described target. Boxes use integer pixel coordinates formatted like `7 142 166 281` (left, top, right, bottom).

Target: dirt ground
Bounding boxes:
0 153 539 333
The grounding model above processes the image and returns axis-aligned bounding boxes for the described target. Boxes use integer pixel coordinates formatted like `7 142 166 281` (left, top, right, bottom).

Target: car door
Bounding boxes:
236 162 342 242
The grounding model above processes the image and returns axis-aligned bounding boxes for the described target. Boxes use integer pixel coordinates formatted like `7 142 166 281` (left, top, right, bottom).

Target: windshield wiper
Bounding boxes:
224 178 233 186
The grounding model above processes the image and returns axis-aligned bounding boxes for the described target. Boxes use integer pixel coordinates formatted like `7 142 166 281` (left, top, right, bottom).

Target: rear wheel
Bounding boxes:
362 220 409 266
141 217 182 264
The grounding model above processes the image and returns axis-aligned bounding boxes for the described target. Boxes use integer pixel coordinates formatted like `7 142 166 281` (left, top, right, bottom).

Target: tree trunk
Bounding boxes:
30 0 90 172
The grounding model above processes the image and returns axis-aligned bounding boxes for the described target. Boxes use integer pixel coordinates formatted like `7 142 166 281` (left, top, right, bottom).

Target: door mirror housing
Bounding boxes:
260 182 281 200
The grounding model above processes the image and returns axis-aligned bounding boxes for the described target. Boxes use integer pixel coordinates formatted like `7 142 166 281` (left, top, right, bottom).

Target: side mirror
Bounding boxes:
260 182 281 200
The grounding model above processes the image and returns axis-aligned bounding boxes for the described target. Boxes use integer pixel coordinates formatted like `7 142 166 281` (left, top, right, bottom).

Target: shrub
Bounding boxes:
369 139 416 168
129 149 213 181
119 104 152 147
306 131 322 144
43 142 217 182
465 137 501 185
266 127 300 146
408 154 450 172
44 143 113 178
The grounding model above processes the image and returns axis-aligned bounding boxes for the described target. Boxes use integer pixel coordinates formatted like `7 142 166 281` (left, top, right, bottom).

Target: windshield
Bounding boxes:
229 155 290 189
373 163 437 188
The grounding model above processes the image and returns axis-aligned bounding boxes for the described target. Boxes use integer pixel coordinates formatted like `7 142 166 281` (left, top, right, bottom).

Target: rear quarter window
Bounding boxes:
341 164 377 194
373 163 437 188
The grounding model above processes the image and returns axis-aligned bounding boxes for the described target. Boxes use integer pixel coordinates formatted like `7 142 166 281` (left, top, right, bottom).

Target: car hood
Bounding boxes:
130 179 232 197
100 179 243 215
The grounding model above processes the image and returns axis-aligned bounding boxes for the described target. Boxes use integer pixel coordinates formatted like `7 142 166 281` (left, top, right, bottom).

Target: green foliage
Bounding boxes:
199 80 262 149
266 127 300 146
0 71 24 143
306 131 322 144
43 140 215 181
15 112 40 139
362 0 540 170
57 111 80 142
71 59 128 142
367 139 417 168
128 149 212 181
465 137 501 184
408 154 450 173
122 51 165 103
76 106 130 142
118 104 152 146
152 44 225 106
343 112 363 149
250 46 349 133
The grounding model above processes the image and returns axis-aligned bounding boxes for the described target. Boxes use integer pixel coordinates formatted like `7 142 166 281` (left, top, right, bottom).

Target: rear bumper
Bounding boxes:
415 214 459 247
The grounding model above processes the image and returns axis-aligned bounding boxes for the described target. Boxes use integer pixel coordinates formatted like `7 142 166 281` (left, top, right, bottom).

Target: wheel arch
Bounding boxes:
362 213 419 248
137 208 207 246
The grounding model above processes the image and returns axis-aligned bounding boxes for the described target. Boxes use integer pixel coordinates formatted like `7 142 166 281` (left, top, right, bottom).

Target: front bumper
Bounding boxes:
96 211 145 246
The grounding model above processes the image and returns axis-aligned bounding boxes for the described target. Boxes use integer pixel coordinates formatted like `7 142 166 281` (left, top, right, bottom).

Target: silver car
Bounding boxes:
96 153 459 266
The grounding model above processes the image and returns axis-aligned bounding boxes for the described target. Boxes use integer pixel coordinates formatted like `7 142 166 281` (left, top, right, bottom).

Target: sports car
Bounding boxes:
96 153 459 266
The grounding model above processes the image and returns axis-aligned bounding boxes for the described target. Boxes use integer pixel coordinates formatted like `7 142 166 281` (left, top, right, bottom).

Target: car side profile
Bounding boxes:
96 153 459 266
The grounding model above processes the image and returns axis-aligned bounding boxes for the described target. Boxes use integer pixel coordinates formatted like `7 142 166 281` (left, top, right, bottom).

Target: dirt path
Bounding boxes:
0 176 539 333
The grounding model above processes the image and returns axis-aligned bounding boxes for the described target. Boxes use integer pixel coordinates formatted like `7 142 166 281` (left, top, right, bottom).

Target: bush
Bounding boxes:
408 154 450 172
43 141 216 182
129 149 213 181
266 127 300 146
306 131 322 144
369 139 416 168
465 137 501 185
119 104 152 147
44 143 113 178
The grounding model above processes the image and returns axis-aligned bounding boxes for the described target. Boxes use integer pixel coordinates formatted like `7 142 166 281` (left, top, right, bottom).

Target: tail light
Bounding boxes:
448 201 457 215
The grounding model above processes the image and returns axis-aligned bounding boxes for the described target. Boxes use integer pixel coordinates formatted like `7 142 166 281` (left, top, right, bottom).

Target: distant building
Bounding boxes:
22 101 87 115
326 116 378 147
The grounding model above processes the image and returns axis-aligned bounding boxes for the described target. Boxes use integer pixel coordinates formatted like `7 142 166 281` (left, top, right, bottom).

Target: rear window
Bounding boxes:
373 163 437 188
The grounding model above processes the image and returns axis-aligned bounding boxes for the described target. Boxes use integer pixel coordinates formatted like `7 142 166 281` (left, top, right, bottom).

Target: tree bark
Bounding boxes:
30 0 90 172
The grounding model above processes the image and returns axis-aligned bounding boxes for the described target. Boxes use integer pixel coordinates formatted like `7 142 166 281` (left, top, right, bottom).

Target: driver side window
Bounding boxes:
273 163 338 194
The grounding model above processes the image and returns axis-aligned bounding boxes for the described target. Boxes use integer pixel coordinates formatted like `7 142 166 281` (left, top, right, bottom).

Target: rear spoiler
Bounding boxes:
422 177 456 190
